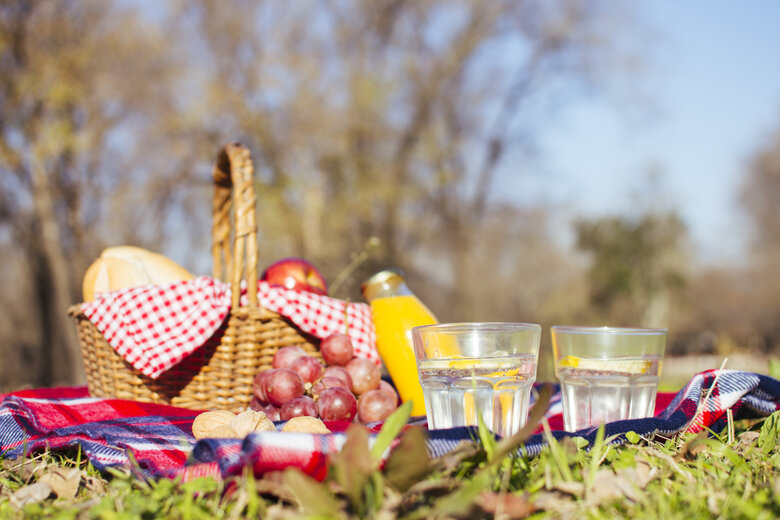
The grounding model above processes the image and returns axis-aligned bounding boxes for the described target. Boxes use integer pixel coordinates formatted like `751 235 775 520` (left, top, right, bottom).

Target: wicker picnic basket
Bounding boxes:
69 142 321 412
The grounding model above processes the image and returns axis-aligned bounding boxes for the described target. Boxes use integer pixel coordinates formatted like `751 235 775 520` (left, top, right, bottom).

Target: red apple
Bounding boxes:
261 257 328 295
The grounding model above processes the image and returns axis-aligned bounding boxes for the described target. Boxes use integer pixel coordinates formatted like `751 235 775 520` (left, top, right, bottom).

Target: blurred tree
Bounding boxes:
574 212 688 328
0 0 644 388
174 0 641 305
0 1 188 386
740 119 780 352
667 119 780 358
742 123 780 249
168 0 643 384
671 266 757 356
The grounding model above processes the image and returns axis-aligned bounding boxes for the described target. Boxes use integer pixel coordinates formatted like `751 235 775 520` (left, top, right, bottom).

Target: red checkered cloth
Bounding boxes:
2 371 779 482
0 387 201 478
0 386 360 481
80 276 379 379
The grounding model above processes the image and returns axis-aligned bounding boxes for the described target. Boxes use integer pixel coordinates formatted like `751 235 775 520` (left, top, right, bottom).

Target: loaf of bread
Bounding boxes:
82 246 195 301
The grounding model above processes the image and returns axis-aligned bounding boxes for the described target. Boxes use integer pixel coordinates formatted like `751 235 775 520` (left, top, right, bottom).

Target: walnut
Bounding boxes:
206 425 241 438
192 410 236 440
253 416 277 433
230 409 276 437
281 416 331 434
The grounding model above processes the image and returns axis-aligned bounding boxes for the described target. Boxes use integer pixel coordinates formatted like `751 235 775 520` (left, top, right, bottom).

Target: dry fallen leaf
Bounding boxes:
10 481 52 507
84 475 106 495
533 491 577 516
554 480 585 498
617 460 656 490
478 490 537 519
39 467 83 500
707 490 726 515
429 441 482 475
6 458 49 483
674 430 708 461
587 468 642 506
1 458 19 471
254 473 299 504
738 431 760 450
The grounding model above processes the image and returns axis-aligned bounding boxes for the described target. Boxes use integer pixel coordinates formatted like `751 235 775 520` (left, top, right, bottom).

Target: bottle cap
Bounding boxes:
360 269 407 301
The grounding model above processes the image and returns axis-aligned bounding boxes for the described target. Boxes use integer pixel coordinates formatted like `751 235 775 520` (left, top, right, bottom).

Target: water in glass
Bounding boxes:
557 354 662 432
417 353 537 438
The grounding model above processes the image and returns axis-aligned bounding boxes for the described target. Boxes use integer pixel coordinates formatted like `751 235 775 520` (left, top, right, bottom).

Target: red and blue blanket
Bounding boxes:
1 369 779 481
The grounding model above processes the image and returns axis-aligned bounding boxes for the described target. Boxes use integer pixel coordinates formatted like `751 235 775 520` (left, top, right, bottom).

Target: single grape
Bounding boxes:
290 355 323 384
310 376 350 398
358 389 397 424
316 387 357 422
263 368 305 407
272 345 307 369
263 405 281 422
249 395 264 411
320 332 354 366
345 357 381 395
280 395 317 421
322 365 353 390
253 370 271 403
249 398 281 422
378 379 400 406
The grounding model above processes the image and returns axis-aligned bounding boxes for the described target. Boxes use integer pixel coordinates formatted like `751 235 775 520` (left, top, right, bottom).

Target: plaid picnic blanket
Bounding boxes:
80 276 379 379
1 369 779 482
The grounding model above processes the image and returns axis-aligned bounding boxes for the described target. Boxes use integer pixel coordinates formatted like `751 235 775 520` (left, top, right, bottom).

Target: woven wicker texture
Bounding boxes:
71 143 321 412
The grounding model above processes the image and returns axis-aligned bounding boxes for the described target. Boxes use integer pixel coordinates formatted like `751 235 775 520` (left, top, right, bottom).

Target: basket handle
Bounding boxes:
211 143 259 309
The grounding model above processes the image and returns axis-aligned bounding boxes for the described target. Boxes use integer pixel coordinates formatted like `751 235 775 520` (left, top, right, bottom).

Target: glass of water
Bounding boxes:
551 326 667 432
411 322 541 438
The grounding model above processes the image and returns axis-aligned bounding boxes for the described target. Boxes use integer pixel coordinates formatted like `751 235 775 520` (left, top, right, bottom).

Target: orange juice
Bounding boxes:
361 270 437 416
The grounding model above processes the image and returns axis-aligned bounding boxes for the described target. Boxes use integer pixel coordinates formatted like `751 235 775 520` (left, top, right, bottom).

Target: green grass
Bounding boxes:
2 401 780 519
657 379 687 393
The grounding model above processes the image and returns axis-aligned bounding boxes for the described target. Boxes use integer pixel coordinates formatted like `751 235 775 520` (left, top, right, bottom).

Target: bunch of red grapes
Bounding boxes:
250 333 399 424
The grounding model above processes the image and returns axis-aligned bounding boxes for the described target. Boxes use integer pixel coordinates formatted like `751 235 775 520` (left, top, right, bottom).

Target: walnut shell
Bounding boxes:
206 425 241 438
230 410 275 437
192 410 236 440
254 416 276 433
281 416 331 434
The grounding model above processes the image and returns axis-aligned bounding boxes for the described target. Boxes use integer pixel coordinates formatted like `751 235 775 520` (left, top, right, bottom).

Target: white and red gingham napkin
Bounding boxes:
80 276 378 379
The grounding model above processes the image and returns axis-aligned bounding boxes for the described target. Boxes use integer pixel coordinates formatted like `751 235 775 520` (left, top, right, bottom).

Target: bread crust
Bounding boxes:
82 246 194 301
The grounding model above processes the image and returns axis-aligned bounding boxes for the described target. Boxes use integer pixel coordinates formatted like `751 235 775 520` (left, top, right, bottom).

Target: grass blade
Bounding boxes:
491 383 553 464
588 423 606 486
371 400 413 462
383 426 431 492
283 467 344 518
759 410 780 455
332 424 373 514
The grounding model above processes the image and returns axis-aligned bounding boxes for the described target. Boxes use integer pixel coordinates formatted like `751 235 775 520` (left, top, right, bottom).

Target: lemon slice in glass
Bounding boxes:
448 358 474 370
444 357 517 377
558 356 652 374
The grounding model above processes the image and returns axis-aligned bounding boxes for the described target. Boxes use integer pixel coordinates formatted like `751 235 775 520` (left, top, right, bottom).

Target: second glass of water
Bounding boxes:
551 326 667 432
411 322 541 438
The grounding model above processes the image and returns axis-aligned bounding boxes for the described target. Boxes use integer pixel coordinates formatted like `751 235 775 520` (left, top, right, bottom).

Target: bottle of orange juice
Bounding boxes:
361 269 437 416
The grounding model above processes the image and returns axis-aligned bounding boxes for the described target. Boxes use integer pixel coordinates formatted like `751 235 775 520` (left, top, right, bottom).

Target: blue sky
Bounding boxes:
527 2 780 265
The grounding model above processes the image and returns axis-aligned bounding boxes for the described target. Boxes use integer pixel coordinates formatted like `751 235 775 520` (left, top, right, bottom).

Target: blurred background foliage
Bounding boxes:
1 0 778 389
